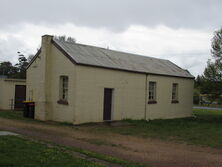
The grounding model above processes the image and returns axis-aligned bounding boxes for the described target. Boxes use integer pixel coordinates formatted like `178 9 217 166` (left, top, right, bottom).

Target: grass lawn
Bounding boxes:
88 109 222 148
0 135 102 167
0 110 24 120
0 135 145 167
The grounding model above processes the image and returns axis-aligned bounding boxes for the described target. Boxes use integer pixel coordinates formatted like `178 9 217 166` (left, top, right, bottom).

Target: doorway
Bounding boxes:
14 85 26 110
103 88 113 121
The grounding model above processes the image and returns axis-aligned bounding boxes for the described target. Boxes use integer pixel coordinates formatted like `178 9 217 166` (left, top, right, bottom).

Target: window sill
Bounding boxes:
57 100 69 105
171 100 179 104
148 101 157 104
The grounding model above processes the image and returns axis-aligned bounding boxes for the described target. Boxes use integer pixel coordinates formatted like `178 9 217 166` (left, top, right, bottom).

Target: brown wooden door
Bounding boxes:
103 88 113 121
14 85 26 110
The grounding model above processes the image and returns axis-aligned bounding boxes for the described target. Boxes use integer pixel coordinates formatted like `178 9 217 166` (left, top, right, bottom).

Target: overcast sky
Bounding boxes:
0 0 221 76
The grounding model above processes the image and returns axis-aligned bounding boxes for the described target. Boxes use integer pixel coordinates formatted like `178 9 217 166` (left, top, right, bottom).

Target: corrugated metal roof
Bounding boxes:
53 39 194 78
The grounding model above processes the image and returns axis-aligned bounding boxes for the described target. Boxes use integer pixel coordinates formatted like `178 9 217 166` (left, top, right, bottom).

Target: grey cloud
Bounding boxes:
0 37 31 63
162 51 211 76
1 0 222 31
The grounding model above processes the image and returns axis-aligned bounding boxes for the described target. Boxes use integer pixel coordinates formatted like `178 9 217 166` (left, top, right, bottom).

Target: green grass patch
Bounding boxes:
194 109 222 121
86 109 222 149
0 135 102 167
0 110 44 124
0 135 146 167
0 110 24 120
66 146 145 167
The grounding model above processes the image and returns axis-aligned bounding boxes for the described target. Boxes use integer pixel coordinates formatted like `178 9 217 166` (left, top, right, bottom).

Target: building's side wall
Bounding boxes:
74 65 193 124
27 41 76 123
47 44 76 123
0 79 26 110
74 65 146 124
146 75 194 119
26 51 46 120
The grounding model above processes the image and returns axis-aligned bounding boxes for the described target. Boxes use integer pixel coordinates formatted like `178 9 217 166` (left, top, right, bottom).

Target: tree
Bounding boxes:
211 28 222 63
54 35 76 43
0 52 30 79
14 52 29 79
27 54 34 63
194 75 203 105
0 61 18 78
200 60 222 103
199 27 222 104
194 75 202 89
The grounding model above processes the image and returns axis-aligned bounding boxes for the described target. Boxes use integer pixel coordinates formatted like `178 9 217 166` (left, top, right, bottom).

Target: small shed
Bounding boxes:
0 77 26 110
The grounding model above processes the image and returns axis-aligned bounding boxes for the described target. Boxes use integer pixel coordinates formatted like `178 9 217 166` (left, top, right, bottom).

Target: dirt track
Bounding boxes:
0 117 222 167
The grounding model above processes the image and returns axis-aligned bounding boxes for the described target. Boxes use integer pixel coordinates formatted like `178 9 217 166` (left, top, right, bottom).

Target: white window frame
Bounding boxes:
148 81 156 101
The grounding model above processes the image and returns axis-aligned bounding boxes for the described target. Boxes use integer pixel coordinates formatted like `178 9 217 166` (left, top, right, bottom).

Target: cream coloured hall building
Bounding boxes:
0 77 26 110
26 35 194 124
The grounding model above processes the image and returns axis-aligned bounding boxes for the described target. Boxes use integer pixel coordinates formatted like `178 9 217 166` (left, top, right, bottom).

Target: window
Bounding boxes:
148 82 157 104
58 76 69 104
172 83 179 103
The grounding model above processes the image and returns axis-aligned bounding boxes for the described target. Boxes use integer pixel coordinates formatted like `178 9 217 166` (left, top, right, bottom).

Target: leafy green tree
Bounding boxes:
0 61 18 78
14 52 29 79
27 54 34 63
201 60 222 103
193 75 203 104
0 52 30 79
211 28 222 63
194 75 202 89
199 27 222 104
